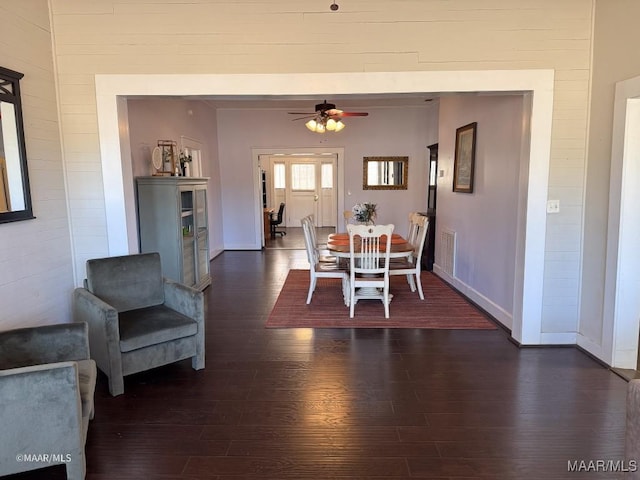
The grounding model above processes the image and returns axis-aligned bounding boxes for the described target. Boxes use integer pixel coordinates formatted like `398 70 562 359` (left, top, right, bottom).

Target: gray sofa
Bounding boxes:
0 322 96 479
73 252 205 396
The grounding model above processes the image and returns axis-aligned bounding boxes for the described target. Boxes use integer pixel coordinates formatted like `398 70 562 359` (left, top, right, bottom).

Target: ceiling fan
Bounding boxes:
288 100 369 133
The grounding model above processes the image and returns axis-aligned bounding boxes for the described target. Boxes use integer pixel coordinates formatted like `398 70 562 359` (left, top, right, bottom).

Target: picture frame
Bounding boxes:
453 122 477 193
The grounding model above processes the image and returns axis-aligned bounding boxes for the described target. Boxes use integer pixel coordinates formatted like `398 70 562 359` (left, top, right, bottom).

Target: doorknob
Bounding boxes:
314 194 319 201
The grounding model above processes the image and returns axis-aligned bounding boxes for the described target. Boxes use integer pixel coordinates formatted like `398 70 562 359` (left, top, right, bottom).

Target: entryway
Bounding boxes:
258 150 341 249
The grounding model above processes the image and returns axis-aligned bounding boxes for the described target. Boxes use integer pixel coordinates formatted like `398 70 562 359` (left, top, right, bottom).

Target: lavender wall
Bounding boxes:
216 104 439 248
127 98 224 257
436 95 524 326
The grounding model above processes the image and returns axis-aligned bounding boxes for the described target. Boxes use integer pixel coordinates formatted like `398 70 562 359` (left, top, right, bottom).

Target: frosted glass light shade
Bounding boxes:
305 116 343 133
305 119 318 131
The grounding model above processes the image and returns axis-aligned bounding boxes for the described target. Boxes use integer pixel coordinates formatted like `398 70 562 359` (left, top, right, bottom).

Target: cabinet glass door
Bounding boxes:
180 189 196 287
195 187 209 285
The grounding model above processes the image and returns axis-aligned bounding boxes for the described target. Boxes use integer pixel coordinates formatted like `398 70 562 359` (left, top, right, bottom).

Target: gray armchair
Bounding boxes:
73 252 205 396
626 379 640 478
0 322 96 480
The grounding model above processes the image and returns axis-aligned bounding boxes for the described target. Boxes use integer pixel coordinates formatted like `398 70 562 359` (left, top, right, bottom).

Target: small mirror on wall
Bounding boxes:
0 66 34 223
363 156 408 190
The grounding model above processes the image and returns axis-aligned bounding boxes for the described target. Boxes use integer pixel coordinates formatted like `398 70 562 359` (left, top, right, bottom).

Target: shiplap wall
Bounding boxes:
0 1 74 330
48 0 593 338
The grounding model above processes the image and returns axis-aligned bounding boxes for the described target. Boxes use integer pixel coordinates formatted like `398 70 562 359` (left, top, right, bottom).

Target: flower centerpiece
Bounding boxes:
352 202 377 224
178 150 192 176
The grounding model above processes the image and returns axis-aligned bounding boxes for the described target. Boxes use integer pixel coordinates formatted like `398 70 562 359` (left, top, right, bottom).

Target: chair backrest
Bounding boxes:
343 210 353 230
347 224 394 274
0 322 90 370
273 202 285 223
406 212 420 246
301 216 319 268
85 252 164 312
300 213 315 243
410 215 429 264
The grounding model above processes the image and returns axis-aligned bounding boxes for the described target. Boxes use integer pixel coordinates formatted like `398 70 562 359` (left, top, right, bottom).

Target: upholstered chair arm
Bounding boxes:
163 278 205 370
0 322 90 369
163 278 204 320
0 362 84 477
73 287 124 395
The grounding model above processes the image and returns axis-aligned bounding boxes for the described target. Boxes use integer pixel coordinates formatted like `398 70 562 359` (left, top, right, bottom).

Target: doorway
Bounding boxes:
96 70 553 346
260 151 339 249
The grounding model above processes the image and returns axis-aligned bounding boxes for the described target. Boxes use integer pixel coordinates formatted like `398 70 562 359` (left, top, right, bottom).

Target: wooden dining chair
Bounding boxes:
300 214 336 264
301 216 348 305
389 214 429 299
343 210 354 231
406 212 421 248
346 223 394 318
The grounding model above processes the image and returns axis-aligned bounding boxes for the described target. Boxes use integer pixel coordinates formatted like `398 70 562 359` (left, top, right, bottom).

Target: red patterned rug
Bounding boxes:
266 269 498 329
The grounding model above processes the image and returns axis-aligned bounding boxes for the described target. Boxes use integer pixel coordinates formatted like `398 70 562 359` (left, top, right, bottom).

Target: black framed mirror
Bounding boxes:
363 156 408 190
0 66 34 223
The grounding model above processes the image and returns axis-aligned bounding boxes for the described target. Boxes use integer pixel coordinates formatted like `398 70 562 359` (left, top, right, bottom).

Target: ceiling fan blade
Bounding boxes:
339 112 369 117
291 115 317 121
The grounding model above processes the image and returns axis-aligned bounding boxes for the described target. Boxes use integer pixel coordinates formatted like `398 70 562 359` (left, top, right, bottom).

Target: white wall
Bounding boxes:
126 98 224 257
48 0 591 344
436 95 524 328
216 105 438 249
0 1 74 330
580 0 640 363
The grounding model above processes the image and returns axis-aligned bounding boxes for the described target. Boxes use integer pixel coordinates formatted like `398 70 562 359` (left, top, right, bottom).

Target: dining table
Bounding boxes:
326 232 414 259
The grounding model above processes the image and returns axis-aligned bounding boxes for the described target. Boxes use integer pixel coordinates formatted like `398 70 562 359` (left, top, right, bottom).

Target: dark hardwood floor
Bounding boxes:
10 249 630 479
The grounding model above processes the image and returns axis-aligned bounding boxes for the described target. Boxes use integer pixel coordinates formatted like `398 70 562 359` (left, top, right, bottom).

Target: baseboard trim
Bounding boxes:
433 264 513 331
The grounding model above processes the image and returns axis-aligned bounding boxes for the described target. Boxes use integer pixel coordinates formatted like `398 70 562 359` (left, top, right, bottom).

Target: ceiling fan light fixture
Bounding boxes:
291 101 365 133
305 119 318 132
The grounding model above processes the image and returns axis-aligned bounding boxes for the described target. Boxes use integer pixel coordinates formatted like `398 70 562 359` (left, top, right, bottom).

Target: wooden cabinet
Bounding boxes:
136 176 211 290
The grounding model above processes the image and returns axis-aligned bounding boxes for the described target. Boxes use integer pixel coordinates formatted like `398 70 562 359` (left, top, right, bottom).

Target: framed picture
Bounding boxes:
453 122 477 193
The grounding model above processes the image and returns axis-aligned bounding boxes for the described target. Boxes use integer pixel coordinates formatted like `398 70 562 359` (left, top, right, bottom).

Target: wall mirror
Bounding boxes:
363 156 408 190
0 66 33 223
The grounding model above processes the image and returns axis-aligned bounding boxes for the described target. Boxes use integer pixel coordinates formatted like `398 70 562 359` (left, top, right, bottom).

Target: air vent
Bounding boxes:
440 229 456 276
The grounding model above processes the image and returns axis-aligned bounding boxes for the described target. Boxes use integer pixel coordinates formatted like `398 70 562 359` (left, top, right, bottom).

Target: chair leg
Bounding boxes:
65 452 85 480
383 287 390 318
307 275 316 304
342 276 350 306
349 284 355 318
415 272 425 300
406 273 416 292
108 373 125 397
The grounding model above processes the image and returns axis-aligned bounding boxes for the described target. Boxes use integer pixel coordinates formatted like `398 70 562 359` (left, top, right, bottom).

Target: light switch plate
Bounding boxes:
547 199 560 214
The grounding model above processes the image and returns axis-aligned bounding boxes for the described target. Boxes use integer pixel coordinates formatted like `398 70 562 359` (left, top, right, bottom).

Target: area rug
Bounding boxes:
266 269 498 329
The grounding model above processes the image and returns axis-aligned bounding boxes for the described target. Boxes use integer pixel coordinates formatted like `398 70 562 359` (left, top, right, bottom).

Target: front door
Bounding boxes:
266 155 337 228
